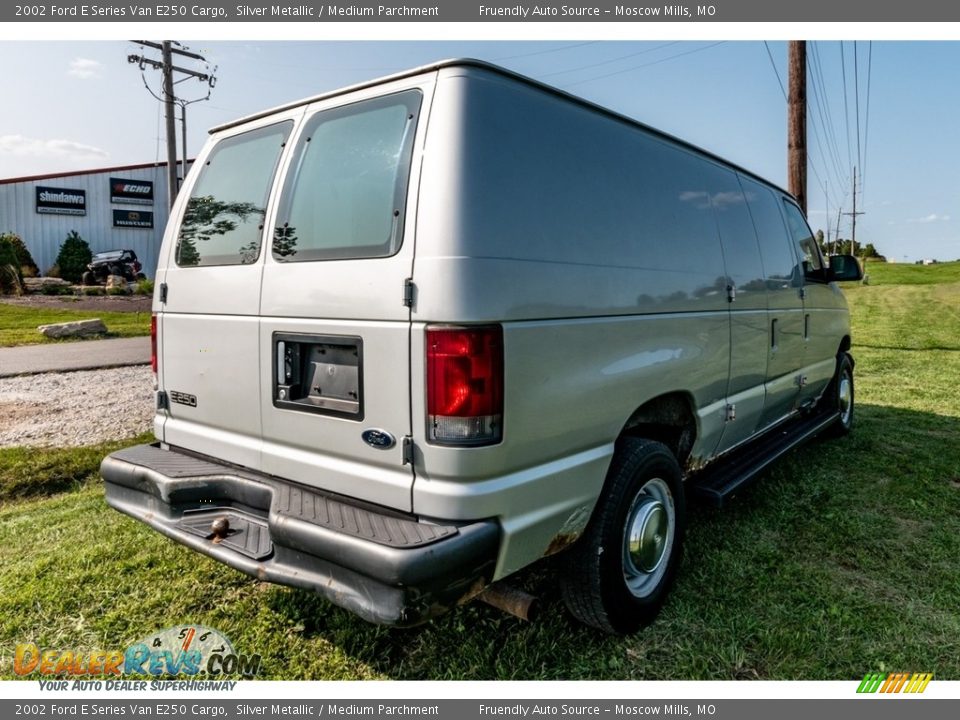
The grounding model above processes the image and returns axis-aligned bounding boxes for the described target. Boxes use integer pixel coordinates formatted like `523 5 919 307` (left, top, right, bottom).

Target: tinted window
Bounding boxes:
274 91 421 262
699 163 767 303
740 177 800 291
781 199 824 271
176 122 291 267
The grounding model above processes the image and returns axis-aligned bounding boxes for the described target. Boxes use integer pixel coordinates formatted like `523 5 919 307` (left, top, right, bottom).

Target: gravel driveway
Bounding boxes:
0 366 154 447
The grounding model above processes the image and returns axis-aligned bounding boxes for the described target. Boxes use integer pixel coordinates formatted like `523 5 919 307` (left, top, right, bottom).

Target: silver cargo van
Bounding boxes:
102 59 863 634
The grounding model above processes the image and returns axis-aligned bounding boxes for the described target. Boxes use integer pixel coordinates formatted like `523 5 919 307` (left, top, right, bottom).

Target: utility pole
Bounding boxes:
128 41 215 208
787 40 807 214
844 167 865 258
835 207 843 256
161 41 177 210
825 186 830 249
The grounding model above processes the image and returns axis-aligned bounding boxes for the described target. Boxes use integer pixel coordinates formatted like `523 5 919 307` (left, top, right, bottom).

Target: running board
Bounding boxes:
690 410 839 507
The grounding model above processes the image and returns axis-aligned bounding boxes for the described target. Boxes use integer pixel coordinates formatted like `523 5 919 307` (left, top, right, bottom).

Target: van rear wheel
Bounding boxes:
561 438 685 634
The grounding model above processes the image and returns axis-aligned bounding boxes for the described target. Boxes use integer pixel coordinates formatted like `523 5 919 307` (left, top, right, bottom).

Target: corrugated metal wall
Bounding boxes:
0 163 190 279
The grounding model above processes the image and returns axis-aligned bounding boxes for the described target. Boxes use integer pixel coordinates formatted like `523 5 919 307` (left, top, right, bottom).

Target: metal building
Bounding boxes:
0 160 190 279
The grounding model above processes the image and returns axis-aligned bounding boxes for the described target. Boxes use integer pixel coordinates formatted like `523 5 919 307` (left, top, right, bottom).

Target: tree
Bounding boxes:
0 235 22 295
0 232 38 276
176 195 263 266
53 230 92 283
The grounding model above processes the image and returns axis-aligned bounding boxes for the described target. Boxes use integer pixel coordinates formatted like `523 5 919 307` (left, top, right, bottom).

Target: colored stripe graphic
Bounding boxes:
857 672 885 693
857 672 932 693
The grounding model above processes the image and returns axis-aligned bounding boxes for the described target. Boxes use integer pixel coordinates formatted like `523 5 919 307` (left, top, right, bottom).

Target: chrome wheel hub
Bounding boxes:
839 373 852 425
622 477 675 598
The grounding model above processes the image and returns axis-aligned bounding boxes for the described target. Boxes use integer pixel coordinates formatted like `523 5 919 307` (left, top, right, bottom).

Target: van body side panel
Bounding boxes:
411 315 729 579
412 68 732 576
414 69 731 322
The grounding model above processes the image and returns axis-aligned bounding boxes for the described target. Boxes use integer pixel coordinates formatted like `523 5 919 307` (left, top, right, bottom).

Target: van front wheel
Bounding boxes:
561 438 685 634
823 352 855 437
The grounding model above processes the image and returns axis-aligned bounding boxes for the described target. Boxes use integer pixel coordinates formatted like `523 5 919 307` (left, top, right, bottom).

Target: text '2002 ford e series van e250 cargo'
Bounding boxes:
101 59 864 634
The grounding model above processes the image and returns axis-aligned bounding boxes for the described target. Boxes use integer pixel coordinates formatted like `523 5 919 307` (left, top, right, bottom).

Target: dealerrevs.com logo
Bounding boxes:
14 625 261 681
857 672 933 694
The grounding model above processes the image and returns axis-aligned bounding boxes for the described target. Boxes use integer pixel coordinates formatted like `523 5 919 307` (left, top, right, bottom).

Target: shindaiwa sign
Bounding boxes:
36 186 86 216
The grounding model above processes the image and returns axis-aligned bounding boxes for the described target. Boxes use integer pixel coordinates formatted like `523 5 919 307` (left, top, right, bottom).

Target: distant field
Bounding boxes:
1 263 958 681
860 259 960 285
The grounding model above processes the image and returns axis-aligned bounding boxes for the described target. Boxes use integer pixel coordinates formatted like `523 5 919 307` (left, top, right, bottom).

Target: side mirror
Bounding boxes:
828 254 863 282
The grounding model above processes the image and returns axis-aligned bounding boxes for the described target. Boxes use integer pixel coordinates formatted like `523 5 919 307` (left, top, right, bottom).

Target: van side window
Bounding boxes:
781 199 825 275
740 178 800 291
175 122 292 267
273 91 421 262
698 163 766 301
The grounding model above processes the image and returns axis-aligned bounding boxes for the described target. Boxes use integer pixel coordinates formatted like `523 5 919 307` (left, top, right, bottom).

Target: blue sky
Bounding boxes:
1 40 958 262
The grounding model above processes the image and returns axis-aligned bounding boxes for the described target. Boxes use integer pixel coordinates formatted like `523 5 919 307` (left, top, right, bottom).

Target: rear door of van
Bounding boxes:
158 115 296 469
257 78 432 513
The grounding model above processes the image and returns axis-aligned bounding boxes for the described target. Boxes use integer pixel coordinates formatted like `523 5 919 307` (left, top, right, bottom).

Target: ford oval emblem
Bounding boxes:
362 429 396 450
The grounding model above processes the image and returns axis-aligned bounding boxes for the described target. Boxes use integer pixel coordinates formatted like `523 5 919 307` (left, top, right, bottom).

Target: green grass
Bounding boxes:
1 264 958 680
859 259 960 286
0 304 151 346
0 434 153 506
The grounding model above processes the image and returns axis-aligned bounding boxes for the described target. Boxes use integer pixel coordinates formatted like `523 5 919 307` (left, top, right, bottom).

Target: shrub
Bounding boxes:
135 278 155 296
107 285 130 296
53 230 92 283
39 284 74 296
0 232 38 277
0 236 23 295
82 286 105 296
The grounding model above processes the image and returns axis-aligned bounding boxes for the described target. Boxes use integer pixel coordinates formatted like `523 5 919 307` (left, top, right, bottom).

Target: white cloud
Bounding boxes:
908 213 951 223
0 134 109 164
68 58 102 79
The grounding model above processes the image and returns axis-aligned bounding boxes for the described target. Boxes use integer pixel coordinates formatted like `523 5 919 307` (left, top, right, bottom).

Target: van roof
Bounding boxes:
211 58 792 200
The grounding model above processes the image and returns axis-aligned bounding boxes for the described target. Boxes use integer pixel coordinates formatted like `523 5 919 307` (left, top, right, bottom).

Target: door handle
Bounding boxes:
771 318 779 350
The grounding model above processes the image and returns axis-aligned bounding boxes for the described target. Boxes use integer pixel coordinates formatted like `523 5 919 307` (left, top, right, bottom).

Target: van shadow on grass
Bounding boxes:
262 403 960 680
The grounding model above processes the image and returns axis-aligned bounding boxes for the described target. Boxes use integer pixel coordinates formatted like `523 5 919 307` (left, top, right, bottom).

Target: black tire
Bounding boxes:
81 271 95 286
824 352 855 437
136 273 147 281
561 438 686 634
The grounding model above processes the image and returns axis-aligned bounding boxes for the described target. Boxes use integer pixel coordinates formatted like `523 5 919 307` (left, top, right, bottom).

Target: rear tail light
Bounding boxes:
426 325 503 445
150 314 157 374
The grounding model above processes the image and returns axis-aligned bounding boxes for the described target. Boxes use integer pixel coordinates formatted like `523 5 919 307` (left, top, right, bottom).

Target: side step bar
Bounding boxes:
691 409 839 507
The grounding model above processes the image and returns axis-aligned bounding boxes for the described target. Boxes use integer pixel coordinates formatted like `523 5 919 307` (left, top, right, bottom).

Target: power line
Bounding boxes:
854 41 863 176
862 41 874 198
494 41 599 61
810 43 848 189
763 41 787 100
840 41 853 173
806 55 845 196
538 42 681 79
561 41 727 88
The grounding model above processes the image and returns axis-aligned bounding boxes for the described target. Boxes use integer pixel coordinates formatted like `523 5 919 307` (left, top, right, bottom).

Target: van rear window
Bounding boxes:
272 91 421 262
175 122 291 267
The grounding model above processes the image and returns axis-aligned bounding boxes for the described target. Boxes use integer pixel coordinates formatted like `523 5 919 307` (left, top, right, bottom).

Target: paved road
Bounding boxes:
0 337 151 378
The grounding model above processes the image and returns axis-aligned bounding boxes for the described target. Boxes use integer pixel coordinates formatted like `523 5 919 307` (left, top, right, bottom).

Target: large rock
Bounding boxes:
37 319 108 339
106 274 128 290
24 277 72 290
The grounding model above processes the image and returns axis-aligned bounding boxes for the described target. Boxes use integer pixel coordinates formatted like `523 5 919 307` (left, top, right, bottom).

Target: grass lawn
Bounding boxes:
0 304 151 347
1 261 958 680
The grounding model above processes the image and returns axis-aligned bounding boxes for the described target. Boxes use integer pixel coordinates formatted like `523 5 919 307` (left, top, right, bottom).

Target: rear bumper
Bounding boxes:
101 444 499 626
